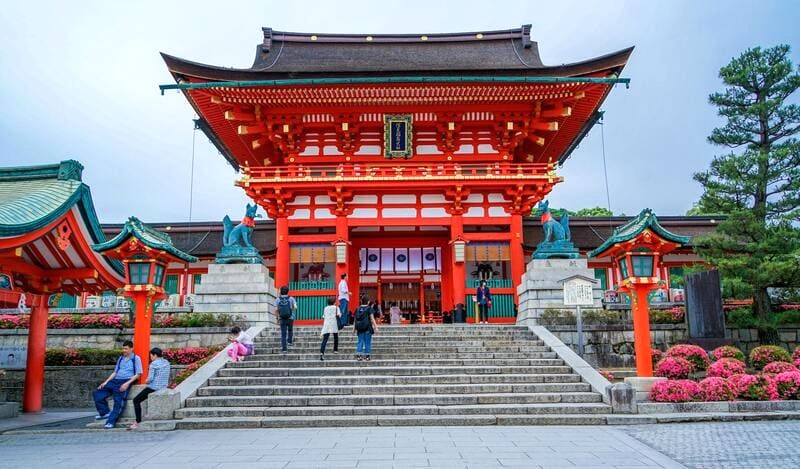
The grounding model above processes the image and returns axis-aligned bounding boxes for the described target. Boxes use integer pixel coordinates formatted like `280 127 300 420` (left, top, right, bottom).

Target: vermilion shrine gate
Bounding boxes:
0 161 125 412
160 25 632 323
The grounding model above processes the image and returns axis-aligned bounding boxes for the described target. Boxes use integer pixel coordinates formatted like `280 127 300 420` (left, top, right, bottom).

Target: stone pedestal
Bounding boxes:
87 384 179 428
516 258 603 326
193 264 277 326
624 376 667 402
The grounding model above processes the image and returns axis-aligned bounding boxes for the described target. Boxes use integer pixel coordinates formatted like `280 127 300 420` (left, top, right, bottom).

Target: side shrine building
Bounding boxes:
154 26 710 323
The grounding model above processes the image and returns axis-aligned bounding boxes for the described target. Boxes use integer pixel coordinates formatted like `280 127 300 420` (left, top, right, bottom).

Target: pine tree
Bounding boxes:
693 45 800 320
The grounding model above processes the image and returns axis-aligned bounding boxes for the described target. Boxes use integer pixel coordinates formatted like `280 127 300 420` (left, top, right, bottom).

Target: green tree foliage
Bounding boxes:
693 45 800 320
574 206 614 217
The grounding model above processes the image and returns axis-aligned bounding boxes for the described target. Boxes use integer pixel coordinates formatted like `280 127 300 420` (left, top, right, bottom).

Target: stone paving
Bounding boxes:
623 421 800 469
2 421 798 468
0 425 682 469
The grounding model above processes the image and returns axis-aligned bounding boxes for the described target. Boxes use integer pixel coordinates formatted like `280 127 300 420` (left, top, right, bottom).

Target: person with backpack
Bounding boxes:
92 339 142 429
274 285 297 354
476 279 492 324
354 296 378 361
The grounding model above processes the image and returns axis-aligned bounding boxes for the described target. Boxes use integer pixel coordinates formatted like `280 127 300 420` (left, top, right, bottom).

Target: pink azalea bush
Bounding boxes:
773 371 800 399
762 361 799 375
0 314 30 329
749 345 792 370
728 374 778 400
707 358 747 378
697 377 738 401
655 357 694 379
162 346 222 365
666 344 710 372
711 345 745 362
793 346 800 363
649 379 700 402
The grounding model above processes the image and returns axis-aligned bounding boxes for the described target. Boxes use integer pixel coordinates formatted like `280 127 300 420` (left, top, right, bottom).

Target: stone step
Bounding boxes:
195 284 273 294
216 365 576 377
184 392 602 408
196 382 591 397
254 340 550 354
207 373 582 386
245 352 557 360
192 303 274 313
255 339 546 346
173 413 612 429
226 358 564 367
175 402 610 419
199 273 273 284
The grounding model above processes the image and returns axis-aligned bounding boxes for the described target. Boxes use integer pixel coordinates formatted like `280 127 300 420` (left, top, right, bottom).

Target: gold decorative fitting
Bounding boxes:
366 36 373 41
420 35 428 41
310 35 318 41
476 33 484 39
341 122 349 131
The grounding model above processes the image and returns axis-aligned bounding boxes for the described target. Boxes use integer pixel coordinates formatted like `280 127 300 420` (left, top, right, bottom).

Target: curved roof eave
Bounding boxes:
160 46 634 82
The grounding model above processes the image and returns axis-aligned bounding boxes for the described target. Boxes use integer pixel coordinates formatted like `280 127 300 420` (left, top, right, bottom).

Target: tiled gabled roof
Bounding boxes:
93 216 199 263
587 209 692 258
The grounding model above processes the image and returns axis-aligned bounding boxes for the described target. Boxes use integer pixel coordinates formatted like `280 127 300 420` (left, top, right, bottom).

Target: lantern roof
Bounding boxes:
93 216 198 263
587 209 691 259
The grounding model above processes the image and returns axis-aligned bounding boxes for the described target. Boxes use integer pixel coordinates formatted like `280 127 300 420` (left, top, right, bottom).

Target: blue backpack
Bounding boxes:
277 296 293 320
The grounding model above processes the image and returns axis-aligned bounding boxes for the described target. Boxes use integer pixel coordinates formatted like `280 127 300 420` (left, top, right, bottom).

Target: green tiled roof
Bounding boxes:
0 160 125 275
587 208 691 258
93 216 198 263
0 160 87 235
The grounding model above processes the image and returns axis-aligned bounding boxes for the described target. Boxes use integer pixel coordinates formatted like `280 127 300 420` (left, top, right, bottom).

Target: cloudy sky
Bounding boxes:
1 0 798 223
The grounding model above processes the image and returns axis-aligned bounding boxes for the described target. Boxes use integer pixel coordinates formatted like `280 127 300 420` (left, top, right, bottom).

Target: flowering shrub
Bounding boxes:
44 346 221 366
655 357 693 379
711 345 745 362
793 346 800 363
649 379 699 402
651 349 665 368
0 315 30 329
666 344 710 371
152 313 240 328
707 358 747 378
76 314 129 329
162 346 222 365
649 307 685 324
749 345 792 370
698 377 738 401
169 354 216 388
774 371 800 399
598 369 614 381
728 374 778 400
762 361 799 375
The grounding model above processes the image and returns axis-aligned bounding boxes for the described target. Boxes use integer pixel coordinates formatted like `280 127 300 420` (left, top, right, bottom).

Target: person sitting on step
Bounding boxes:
92 340 142 429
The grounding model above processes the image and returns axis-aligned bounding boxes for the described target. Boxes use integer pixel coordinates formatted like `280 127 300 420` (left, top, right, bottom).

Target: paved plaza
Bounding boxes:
0 421 798 468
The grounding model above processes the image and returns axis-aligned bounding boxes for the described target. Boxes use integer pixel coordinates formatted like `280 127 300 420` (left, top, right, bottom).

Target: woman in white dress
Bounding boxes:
320 297 341 361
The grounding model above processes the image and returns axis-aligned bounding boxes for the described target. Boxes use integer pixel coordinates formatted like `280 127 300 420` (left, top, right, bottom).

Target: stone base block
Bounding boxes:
0 401 19 419
624 377 667 402
145 389 181 420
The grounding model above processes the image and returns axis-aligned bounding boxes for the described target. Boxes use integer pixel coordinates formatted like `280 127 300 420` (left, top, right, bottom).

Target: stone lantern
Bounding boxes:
93 217 197 383
588 209 690 377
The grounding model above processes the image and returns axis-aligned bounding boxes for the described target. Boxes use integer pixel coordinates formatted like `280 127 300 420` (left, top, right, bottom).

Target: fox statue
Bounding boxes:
537 200 571 243
222 203 260 248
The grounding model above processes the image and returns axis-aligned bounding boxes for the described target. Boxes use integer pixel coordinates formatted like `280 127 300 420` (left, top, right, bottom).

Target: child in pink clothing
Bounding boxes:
226 326 254 362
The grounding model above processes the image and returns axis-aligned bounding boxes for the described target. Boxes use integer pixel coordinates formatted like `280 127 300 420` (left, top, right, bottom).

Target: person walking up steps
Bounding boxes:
319 297 340 361
274 286 297 354
337 273 351 329
354 296 378 361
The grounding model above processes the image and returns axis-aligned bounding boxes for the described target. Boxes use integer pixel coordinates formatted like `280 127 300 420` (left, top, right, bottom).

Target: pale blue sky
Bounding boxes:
1 0 798 223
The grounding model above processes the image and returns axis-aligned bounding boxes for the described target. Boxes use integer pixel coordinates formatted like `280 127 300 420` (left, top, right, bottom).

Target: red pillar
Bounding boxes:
451 214 465 318
131 291 153 384
440 242 453 312
631 285 654 377
23 294 48 413
275 216 289 289
510 213 525 304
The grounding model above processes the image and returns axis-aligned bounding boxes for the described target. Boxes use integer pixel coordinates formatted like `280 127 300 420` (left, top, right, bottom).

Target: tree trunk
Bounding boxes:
752 286 771 321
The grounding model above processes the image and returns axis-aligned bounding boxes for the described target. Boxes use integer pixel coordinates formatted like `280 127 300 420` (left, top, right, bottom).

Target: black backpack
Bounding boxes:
277 296 293 320
354 306 371 332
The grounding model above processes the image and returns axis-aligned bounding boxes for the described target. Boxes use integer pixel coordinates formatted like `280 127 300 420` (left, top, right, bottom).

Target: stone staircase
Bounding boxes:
174 325 613 428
